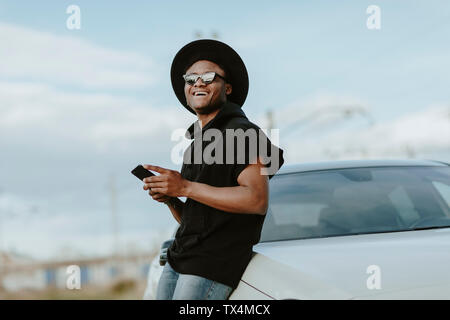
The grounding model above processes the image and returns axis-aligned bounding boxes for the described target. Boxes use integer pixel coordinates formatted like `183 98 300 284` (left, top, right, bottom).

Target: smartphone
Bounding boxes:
131 165 155 181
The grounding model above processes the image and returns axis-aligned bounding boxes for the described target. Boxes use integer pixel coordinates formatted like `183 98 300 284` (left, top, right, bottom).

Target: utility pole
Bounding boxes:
266 110 274 130
0 188 3 284
0 188 4 269
109 175 119 259
0 188 3 256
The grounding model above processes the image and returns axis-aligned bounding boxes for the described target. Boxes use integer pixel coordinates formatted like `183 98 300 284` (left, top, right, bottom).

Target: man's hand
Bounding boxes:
146 189 171 204
142 164 191 198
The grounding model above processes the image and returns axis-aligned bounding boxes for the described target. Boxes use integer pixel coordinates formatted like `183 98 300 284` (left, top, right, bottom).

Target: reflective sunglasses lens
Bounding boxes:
201 72 216 84
184 74 199 85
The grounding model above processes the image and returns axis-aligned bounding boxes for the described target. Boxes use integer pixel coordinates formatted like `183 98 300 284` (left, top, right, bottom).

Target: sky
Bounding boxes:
0 0 449 260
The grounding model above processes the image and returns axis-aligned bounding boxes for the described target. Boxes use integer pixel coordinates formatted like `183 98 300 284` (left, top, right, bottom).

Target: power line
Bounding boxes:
279 104 374 139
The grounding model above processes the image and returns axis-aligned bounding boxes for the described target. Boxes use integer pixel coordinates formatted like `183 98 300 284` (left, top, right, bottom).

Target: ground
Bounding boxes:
0 279 147 300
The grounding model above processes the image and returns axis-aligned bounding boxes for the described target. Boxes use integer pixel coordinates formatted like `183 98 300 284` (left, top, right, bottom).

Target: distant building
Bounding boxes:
0 251 154 292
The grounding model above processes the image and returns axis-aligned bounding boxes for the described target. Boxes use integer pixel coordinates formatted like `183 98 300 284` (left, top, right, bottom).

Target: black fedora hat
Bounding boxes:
170 39 249 114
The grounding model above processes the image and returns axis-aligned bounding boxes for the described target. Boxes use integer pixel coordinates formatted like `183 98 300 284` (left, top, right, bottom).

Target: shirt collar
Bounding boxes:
185 101 246 139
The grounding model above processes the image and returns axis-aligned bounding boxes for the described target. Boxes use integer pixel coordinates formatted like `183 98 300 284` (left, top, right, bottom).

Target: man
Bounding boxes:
142 40 284 300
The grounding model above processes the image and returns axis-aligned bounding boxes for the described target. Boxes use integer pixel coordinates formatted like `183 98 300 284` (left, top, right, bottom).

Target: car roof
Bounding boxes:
276 159 449 175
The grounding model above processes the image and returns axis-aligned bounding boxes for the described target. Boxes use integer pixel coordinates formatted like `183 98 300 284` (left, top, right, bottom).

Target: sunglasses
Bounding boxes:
182 72 226 86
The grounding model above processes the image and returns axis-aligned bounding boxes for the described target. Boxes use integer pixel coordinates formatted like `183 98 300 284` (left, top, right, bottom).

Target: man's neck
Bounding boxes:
197 107 222 129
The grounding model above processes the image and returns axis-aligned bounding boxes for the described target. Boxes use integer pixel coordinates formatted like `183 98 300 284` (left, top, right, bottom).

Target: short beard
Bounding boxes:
191 99 225 115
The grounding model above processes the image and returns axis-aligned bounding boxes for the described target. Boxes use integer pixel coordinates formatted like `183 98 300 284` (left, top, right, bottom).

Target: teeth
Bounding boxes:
195 92 207 96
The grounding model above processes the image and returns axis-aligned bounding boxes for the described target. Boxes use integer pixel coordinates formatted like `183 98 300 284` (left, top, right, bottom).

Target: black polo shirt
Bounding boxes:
167 101 284 289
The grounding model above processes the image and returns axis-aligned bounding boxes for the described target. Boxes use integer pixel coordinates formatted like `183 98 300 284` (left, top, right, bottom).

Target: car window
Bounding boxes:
388 186 421 225
432 181 450 208
270 203 325 226
260 166 450 242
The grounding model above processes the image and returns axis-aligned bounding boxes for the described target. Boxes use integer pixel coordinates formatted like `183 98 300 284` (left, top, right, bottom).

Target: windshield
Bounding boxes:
260 166 450 242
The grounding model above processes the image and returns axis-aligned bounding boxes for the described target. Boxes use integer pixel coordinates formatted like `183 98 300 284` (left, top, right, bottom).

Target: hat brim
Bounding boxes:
171 39 249 114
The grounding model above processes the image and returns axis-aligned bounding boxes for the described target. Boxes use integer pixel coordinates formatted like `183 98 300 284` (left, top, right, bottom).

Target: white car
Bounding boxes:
145 159 450 300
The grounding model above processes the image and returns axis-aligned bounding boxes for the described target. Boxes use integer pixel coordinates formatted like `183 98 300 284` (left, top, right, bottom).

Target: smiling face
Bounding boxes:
184 60 232 115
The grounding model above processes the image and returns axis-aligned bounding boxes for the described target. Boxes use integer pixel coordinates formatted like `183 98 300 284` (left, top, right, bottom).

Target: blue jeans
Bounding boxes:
156 262 233 300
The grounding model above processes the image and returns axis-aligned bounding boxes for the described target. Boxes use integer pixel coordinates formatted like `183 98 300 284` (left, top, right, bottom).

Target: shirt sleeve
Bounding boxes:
230 127 285 182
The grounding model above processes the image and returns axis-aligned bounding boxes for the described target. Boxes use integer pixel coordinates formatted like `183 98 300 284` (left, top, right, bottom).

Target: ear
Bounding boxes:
225 83 232 95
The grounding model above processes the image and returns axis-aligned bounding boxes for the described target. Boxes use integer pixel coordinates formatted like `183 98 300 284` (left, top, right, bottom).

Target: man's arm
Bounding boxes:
185 160 268 215
146 189 184 224
143 158 269 215
165 197 184 224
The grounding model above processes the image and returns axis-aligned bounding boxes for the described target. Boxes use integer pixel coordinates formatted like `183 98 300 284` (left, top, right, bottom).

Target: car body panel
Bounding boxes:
245 228 450 299
276 159 447 175
231 253 353 300
143 255 163 300
228 280 274 300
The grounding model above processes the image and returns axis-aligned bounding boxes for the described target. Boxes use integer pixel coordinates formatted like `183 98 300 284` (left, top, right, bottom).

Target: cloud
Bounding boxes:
4 215 172 260
276 93 372 127
0 192 42 218
0 81 190 153
278 96 450 162
0 22 186 260
0 188 177 260
0 22 156 89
